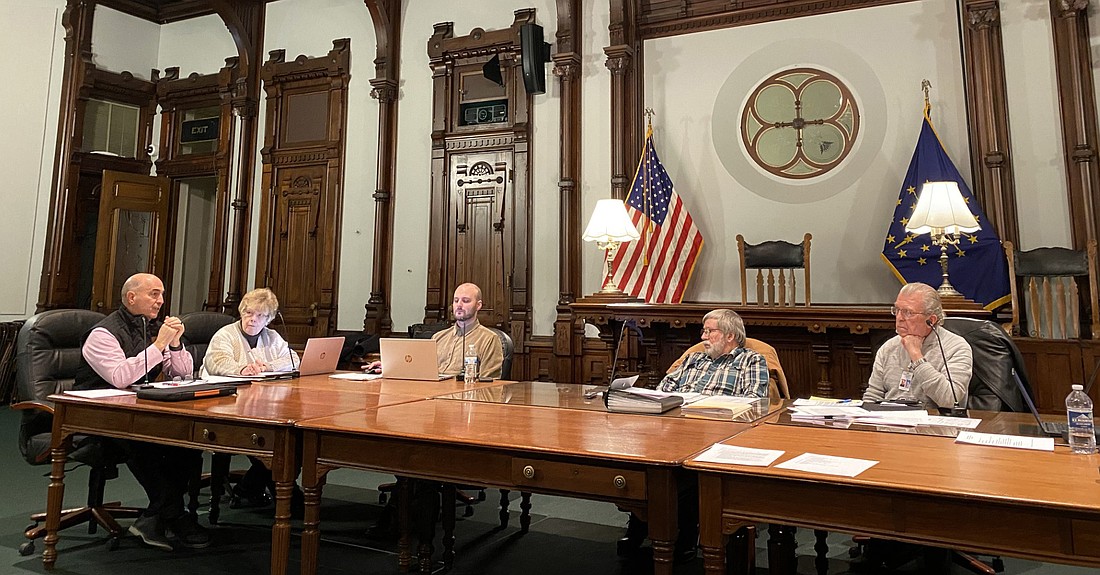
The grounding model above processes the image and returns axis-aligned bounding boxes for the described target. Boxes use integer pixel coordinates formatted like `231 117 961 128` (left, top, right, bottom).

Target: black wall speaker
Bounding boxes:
520 23 551 94
483 54 503 87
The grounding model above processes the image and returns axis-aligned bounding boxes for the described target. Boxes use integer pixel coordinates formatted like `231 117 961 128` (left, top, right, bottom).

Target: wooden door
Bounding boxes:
90 170 171 313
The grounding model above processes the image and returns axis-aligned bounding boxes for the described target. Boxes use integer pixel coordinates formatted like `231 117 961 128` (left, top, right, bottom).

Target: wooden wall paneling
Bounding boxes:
606 0 642 201
154 61 240 312
363 0 402 336
551 0 583 384
635 0 914 39
210 0 265 313
257 40 351 344
1049 0 1100 249
37 0 94 311
960 0 1020 246
424 11 537 361
1016 338 1083 412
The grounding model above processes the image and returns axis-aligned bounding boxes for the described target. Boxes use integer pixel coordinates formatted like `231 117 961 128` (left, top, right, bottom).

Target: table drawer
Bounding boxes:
193 422 273 451
511 458 646 501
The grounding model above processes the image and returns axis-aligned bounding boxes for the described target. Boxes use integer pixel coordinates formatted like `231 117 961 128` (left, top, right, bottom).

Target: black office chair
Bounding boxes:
12 309 143 556
179 312 238 523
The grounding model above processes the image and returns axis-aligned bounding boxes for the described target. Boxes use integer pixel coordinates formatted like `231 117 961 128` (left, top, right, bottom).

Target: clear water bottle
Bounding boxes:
1066 384 1096 455
463 343 480 384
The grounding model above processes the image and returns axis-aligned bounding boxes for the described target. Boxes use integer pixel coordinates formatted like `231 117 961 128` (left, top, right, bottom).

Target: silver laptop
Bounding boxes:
379 338 452 381
296 336 345 376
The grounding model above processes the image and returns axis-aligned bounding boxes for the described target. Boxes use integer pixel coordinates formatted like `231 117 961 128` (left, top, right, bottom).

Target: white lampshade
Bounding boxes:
582 199 640 243
905 181 981 235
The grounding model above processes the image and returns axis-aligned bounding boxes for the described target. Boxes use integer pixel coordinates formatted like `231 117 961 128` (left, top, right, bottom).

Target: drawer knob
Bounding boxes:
613 475 627 489
202 428 216 442
250 433 264 447
522 465 536 479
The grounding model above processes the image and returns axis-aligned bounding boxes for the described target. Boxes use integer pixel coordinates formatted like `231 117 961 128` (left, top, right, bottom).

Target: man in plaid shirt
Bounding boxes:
658 308 768 397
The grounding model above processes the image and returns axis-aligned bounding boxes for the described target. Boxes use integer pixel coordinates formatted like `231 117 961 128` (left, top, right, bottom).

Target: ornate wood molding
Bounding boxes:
606 0 642 201
636 0 915 40
1049 0 1100 248
960 0 1019 246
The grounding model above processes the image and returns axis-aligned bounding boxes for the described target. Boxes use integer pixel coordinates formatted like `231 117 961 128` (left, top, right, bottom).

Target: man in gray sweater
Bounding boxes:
863 282 973 409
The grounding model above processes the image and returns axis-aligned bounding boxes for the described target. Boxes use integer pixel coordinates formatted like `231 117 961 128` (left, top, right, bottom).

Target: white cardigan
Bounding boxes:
201 321 300 377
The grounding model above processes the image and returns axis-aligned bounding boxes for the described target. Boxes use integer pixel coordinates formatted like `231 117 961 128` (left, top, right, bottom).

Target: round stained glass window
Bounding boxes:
741 68 859 179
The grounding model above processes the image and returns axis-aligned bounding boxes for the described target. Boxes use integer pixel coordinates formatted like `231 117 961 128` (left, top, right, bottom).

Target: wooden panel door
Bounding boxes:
91 170 171 313
449 151 511 328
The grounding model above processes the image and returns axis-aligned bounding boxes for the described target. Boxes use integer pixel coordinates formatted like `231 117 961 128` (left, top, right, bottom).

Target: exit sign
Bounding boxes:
180 118 219 143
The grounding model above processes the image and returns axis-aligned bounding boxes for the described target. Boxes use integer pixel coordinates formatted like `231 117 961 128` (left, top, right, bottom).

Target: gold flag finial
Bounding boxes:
644 107 655 130
922 79 932 116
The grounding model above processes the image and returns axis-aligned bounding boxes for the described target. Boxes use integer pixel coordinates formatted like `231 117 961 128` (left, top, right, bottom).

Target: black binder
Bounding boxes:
136 383 237 402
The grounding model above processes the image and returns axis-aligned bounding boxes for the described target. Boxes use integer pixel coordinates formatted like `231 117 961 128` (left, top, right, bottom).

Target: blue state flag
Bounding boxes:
881 111 1010 310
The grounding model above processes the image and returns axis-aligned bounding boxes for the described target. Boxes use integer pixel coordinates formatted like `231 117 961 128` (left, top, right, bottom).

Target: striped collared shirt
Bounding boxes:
658 346 768 397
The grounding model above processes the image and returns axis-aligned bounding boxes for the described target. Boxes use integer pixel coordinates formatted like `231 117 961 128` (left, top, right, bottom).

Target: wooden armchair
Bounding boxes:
1004 240 1099 339
737 233 811 306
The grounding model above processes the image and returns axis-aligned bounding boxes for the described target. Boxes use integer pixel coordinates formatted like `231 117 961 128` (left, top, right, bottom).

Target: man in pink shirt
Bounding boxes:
75 273 211 551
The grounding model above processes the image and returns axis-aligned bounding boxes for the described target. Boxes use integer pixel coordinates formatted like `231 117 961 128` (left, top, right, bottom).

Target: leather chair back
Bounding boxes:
486 327 514 380
667 338 788 400
737 233 812 306
180 311 236 368
15 309 105 464
941 317 1030 412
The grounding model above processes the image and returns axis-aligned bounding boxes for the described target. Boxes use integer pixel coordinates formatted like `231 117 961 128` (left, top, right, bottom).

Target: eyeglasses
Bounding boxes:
241 311 273 321
890 306 927 319
701 327 722 337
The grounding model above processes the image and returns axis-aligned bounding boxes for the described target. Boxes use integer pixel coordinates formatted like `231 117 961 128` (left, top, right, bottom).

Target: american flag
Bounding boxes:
609 128 704 303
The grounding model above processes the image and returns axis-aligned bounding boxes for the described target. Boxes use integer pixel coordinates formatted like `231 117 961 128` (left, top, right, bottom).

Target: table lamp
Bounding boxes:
582 199 640 295
904 181 980 297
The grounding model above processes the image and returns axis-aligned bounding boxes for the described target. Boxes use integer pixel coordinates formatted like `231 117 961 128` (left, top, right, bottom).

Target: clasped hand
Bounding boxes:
155 316 185 351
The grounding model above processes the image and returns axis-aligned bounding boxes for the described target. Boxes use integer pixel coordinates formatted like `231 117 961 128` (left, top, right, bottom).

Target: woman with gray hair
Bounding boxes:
202 288 299 377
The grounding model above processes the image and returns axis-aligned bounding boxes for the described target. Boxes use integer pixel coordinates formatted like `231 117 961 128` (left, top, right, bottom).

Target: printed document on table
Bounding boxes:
329 372 383 381
65 388 135 398
694 444 784 467
788 405 872 417
775 453 878 477
794 397 864 407
955 431 1055 451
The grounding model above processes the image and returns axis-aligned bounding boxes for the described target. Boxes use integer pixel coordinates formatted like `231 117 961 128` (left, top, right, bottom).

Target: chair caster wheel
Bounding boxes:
19 541 35 556
378 493 387 504
992 558 1004 572
463 505 474 518
849 547 863 558
477 491 486 501
107 537 119 551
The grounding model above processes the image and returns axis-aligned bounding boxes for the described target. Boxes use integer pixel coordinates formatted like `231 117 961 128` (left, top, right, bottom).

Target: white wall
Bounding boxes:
159 14 237 77
1005 0 1073 250
91 6 160 79
0 0 66 320
642 0 972 304
392 0 559 334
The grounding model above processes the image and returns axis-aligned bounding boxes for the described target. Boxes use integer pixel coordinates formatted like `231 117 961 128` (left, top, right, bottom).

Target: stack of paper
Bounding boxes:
605 387 684 414
681 395 759 420
787 402 982 429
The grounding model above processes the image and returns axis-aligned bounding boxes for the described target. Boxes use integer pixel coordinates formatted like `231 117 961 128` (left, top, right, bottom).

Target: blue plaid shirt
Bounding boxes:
658 346 768 397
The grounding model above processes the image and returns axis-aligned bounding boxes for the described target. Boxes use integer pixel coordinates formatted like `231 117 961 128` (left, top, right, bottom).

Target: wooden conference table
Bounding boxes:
297 381 780 575
41 374 502 573
688 412 1100 575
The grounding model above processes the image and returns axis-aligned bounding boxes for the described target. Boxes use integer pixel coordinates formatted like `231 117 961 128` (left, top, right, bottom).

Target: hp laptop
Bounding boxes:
379 338 452 381
260 336 345 379
1012 362 1100 438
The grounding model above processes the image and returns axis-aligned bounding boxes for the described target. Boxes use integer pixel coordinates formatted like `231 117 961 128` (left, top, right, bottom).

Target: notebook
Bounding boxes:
379 338 452 381
1012 366 1100 439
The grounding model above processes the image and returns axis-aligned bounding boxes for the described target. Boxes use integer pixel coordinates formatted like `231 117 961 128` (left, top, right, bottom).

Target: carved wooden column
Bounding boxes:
553 0 584 382
605 0 642 201
960 0 1019 246
212 0 264 313
1050 0 1100 248
363 0 402 335
37 0 94 311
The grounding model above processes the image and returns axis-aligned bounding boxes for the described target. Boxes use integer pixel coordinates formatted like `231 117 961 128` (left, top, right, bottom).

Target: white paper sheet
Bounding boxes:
64 388 135 398
774 453 879 477
693 444 785 467
329 372 383 381
793 398 864 407
955 431 1055 451
788 405 872 417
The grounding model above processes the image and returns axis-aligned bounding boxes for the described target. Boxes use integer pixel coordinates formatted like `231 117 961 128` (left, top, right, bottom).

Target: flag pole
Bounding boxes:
642 109 654 266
